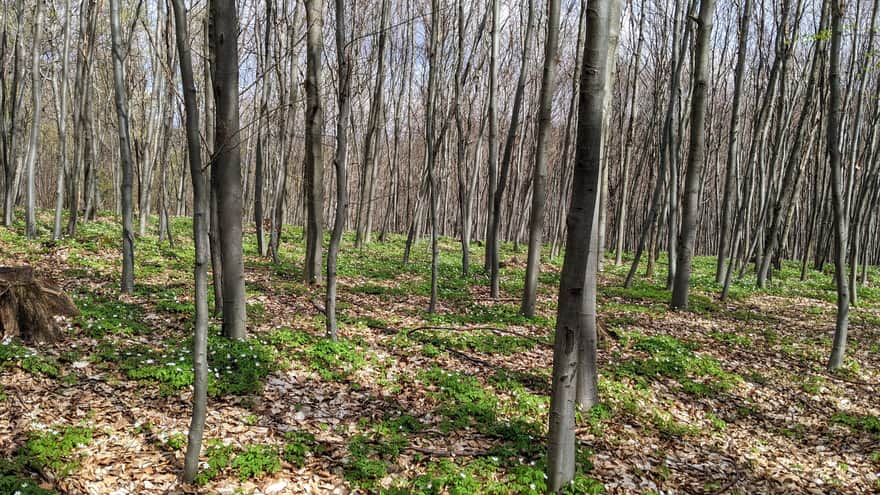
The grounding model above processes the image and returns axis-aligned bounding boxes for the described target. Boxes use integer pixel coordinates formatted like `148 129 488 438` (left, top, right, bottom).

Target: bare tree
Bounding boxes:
211 0 247 338
24 0 43 239
169 0 209 481
827 0 850 371
109 0 136 293
547 0 610 488
326 0 353 340
303 0 324 285
670 0 715 310
522 0 561 317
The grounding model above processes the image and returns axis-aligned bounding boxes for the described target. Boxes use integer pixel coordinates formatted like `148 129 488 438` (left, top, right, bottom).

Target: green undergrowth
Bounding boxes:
269 329 369 381
831 412 880 437
100 329 281 396
74 292 150 337
0 424 94 491
0 340 61 378
613 333 742 398
195 434 322 485
408 328 539 355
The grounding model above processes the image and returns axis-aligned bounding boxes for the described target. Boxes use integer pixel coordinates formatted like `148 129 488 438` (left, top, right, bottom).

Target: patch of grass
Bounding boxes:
706 413 727 432
231 444 281 481
419 367 544 461
423 303 553 329
74 292 150 337
615 333 741 395
292 331 367 381
283 431 321 468
18 426 93 477
163 432 187 451
409 454 603 495
831 412 880 436
0 475 55 495
709 330 752 346
194 440 235 485
0 340 60 378
344 434 392 489
410 328 537 355
801 376 826 395
114 330 280 396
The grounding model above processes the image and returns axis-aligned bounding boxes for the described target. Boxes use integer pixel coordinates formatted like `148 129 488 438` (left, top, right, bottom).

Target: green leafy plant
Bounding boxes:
19 426 93 477
232 444 281 481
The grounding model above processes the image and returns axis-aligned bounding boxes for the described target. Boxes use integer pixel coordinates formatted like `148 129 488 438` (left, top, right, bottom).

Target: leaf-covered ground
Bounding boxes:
0 212 878 494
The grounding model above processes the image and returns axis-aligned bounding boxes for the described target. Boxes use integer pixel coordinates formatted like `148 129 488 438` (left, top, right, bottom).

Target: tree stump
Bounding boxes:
0 267 78 343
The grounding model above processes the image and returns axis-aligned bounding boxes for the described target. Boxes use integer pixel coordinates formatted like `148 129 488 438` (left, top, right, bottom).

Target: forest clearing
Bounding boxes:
2 0 880 492
0 214 877 494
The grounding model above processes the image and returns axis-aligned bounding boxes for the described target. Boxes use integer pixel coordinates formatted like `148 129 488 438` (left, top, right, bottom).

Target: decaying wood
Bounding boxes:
0 266 78 343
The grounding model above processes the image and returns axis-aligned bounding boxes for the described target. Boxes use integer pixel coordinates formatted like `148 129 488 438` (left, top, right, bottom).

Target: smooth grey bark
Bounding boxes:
354 0 390 248
522 0 561 317
303 0 324 285
595 0 622 274
484 0 499 274
670 0 715 310
827 0 850 371
614 0 645 266
109 0 135 293
716 0 751 284
3 0 24 228
52 0 73 240
170 0 209 482
425 0 443 314
66 0 97 236
624 0 692 288
547 0 610 489
488 0 536 298
327 0 353 340
24 0 43 239
205 15 223 317
757 18 825 288
846 0 880 305
210 0 247 338
254 0 271 258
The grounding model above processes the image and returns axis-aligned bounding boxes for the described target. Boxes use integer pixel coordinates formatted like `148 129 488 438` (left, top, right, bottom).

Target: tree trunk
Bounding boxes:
169 0 210 481
303 0 325 285
827 0 850 371
24 0 43 239
326 0 353 340
522 0 561 317
716 0 751 284
210 0 247 338
670 0 715 310
109 0 136 294
547 0 610 489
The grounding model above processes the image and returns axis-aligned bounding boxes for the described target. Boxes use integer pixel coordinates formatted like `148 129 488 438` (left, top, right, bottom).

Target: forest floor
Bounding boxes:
0 213 879 495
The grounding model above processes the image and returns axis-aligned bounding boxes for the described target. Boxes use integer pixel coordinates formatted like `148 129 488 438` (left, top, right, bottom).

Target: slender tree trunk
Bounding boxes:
827 0 850 371
670 0 715 309
716 0 751 283
355 0 390 248
485 0 499 274
210 0 247 338
488 0 536 298
547 0 610 488
52 0 73 240
614 0 645 266
303 0 325 285
24 0 43 239
326 0 353 340
109 0 135 293
522 0 561 317
170 0 209 481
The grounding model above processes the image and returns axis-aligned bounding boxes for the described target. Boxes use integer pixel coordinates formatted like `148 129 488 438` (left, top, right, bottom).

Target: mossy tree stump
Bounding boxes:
0 267 78 343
